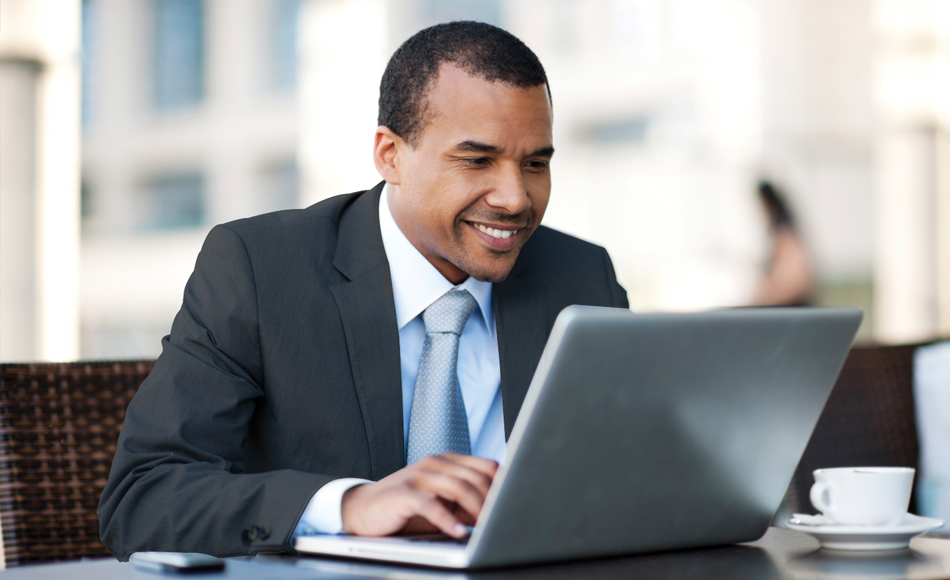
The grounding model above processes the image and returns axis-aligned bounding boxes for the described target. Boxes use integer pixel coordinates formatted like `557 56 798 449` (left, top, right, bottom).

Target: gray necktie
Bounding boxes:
406 289 478 464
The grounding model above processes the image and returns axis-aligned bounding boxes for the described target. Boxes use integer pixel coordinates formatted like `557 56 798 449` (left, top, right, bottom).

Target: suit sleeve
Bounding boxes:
600 246 630 309
98 225 334 560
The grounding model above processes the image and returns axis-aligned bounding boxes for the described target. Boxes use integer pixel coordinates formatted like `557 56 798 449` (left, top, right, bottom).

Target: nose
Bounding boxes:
485 164 531 215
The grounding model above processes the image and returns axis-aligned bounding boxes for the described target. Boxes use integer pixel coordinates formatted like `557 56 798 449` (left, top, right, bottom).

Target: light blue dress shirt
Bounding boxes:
295 184 505 535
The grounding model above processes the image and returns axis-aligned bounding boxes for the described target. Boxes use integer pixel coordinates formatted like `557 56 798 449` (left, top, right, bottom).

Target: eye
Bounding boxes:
526 160 549 171
465 157 490 166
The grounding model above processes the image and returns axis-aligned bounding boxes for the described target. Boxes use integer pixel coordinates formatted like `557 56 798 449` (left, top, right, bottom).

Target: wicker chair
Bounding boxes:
0 361 153 567
783 344 923 515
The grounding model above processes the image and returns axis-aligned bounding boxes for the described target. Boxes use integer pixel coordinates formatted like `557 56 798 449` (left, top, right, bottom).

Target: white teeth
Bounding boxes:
474 223 517 239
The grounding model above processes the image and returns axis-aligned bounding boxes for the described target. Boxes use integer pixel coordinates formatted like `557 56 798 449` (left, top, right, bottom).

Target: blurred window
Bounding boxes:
422 0 502 26
271 0 301 92
153 0 204 110
81 0 96 127
80 179 93 220
141 172 205 229
259 160 299 213
577 117 650 144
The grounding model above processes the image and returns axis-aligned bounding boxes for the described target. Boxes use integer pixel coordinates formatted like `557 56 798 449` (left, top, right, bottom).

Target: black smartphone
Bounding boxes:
130 552 225 574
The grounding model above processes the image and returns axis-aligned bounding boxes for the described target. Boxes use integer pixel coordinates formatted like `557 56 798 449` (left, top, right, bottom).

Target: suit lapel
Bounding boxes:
329 183 405 480
494 265 548 439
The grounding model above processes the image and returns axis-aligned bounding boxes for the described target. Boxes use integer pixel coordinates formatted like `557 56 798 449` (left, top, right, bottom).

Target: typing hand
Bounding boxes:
341 452 498 538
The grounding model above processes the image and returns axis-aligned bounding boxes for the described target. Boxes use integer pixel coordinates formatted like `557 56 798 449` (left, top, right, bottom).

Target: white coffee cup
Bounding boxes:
809 467 914 527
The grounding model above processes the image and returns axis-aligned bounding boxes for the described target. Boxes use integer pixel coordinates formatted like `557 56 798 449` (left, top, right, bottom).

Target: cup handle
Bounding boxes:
810 481 838 521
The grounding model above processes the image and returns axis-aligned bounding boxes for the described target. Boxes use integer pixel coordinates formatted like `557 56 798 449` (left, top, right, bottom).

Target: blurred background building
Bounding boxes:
1 0 948 362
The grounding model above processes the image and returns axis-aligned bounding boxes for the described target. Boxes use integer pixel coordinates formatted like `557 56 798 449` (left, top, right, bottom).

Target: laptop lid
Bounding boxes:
466 306 861 567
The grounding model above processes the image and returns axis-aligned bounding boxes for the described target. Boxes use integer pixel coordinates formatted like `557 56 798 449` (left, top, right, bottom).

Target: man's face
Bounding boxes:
379 64 554 284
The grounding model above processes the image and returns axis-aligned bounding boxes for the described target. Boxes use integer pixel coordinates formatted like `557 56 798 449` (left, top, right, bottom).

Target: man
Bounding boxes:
99 21 628 560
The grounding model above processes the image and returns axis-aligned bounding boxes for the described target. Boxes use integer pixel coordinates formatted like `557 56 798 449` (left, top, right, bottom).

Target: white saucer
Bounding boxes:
786 513 945 551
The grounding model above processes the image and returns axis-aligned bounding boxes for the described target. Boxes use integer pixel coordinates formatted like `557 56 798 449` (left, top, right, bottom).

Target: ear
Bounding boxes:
373 126 404 185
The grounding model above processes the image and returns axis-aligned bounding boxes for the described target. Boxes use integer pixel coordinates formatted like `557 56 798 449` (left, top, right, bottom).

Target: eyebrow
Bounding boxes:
454 141 556 158
455 140 499 153
530 146 555 158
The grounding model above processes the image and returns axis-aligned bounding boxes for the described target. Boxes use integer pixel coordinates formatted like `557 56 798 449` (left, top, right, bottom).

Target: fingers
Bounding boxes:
399 454 498 532
414 454 497 499
401 515 440 534
441 452 499 479
407 493 469 538
341 453 500 538
415 471 485 522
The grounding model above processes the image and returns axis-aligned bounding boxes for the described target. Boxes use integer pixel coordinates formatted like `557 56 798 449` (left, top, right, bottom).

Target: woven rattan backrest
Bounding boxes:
0 361 153 567
784 344 921 515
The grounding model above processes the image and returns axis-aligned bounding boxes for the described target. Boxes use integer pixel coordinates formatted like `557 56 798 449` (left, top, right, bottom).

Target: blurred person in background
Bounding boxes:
748 180 814 307
98 21 627 560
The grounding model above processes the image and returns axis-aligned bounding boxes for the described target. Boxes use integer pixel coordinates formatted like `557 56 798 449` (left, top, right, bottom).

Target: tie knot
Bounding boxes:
422 289 478 336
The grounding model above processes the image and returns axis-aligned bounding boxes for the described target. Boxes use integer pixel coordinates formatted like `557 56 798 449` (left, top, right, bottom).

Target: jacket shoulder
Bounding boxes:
221 189 365 238
516 225 628 309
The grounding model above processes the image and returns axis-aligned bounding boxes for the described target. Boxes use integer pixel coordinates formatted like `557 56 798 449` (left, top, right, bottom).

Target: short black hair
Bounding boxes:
378 21 550 146
758 180 795 228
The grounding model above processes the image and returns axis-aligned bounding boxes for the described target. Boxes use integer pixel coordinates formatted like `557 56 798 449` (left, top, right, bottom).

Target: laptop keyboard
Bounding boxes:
403 533 469 545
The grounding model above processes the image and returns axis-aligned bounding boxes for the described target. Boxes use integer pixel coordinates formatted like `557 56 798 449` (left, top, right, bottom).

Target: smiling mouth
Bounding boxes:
470 222 520 239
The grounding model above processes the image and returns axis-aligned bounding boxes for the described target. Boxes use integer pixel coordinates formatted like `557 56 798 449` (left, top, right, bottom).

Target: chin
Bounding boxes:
460 257 518 284
471 270 510 284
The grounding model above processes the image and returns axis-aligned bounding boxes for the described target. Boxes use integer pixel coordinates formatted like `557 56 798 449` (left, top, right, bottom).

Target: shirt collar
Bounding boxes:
379 183 494 335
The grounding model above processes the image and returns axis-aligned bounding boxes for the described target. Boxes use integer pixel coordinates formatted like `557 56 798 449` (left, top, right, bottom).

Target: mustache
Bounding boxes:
461 211 535 229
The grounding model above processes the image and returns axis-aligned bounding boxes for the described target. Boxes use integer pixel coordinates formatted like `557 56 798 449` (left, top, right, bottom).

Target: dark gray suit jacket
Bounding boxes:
98 182 628 560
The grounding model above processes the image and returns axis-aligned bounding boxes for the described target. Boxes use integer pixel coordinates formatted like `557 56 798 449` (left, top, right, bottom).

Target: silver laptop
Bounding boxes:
294 306 862 569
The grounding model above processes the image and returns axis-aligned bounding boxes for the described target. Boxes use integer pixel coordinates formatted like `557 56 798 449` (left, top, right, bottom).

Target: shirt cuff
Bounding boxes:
294 478 371 536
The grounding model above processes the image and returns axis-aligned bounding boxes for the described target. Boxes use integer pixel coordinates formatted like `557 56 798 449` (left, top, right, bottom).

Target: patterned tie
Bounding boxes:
406 289 478 464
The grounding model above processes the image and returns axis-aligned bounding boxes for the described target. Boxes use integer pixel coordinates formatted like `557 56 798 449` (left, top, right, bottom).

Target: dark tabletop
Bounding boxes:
5 528 950 580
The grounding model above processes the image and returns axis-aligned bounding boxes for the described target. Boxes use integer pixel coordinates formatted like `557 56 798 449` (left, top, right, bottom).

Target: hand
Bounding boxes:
341 452 498 538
